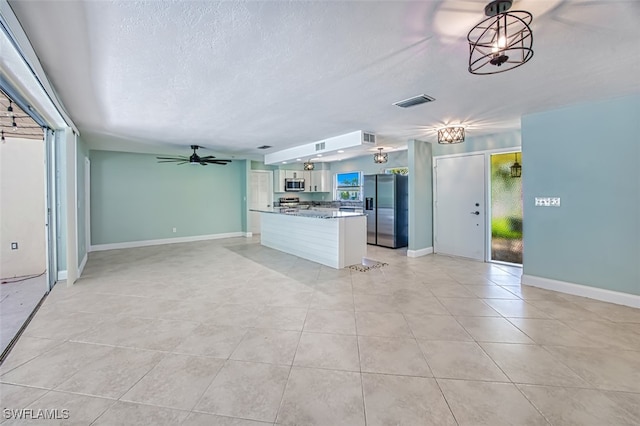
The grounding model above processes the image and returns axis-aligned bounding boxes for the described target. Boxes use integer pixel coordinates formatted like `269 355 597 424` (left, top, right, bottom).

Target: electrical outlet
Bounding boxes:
11 242 18 250
172 227 177 233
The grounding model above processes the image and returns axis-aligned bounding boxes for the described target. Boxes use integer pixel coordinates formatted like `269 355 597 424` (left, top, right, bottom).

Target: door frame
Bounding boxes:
44 129 57 291
433 147 522 263
249 170 274 235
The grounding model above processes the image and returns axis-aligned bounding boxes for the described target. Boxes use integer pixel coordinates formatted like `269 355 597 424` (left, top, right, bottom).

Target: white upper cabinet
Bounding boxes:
310 170 331 192
274 169 331 192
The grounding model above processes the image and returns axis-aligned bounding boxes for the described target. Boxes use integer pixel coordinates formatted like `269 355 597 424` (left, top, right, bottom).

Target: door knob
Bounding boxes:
470 211 480 215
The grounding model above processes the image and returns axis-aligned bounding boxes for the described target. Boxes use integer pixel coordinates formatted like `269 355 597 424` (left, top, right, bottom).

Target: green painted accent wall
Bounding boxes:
522 95 640 295
90 150 246 245
407 140 433 251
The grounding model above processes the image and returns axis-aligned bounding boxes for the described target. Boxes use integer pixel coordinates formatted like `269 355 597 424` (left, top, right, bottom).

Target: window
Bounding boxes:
335 171 362 201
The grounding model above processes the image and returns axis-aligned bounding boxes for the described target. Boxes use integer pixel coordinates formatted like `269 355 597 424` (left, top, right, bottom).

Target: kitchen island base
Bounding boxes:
259 212 366 269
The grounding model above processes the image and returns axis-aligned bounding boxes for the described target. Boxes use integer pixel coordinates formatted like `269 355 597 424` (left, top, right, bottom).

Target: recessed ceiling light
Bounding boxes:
337 150 344 153
296 158 302 161
282 161 287 164
316 154 322 157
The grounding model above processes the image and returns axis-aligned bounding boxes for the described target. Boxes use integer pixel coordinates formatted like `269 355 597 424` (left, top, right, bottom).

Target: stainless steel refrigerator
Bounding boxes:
364 174 408 248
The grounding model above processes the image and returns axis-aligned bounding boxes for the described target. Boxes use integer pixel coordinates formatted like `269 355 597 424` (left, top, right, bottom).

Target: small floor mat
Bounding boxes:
348 258 388 272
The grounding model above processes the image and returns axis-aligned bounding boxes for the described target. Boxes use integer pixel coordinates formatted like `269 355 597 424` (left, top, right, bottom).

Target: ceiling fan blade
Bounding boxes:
157 159 184 163
156 156 188 160
199 155 217 160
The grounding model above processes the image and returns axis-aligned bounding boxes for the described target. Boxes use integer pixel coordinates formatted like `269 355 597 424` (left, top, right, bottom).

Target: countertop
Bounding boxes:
250 208 365 218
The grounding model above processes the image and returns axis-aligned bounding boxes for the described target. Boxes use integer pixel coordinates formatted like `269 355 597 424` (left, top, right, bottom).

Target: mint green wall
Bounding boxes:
432 131 521 157
77 137 88 265
407 140 433 251
90 150 246 245
522 95 640 295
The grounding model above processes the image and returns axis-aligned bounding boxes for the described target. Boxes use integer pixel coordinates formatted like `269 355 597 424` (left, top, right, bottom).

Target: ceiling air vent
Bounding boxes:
393 94 435 108
315 142 325 151
257 145 272 150
363 132 376 144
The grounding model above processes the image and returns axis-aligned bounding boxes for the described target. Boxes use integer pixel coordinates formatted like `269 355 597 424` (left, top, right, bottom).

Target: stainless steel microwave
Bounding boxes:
285 178 305 192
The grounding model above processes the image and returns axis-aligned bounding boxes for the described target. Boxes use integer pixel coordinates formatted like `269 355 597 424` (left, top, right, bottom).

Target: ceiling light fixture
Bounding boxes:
1 130 4 142
303 159 315 171
373 148 388 164
510 152 522 178
6 100 13 116
468 0 533 75
11 116 17 131
438 127 465 144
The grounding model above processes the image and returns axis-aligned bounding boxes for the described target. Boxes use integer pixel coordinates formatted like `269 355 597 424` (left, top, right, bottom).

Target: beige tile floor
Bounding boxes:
1 237 639 425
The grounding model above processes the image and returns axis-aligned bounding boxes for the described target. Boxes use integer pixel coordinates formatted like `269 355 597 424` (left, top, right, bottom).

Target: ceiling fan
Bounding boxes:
156 145 232 166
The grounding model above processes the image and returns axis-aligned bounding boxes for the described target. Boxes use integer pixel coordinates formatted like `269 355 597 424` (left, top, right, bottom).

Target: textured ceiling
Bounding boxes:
7 0 640 160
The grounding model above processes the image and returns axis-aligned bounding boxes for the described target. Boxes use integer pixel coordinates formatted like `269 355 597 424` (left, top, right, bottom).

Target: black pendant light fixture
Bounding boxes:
468 0 533 75
303 159 315 171
438 127 465 144
373 148 388 164
510 152 522 178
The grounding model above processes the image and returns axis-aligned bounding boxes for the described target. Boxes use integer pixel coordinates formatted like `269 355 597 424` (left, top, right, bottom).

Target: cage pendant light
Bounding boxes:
468 0 533 75
438 127 465 144
303 159 315 171
373 148 388 164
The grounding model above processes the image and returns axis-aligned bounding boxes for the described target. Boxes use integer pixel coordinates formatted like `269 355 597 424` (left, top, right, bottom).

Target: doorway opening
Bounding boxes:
489 152 523 264
0 89 51 358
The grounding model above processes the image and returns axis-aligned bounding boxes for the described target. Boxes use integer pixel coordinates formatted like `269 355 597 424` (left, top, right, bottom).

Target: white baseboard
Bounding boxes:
244 232 253 237
78 253 88 277
407 247 434 258
89 232 246 252
522 274 640 309
57 270 67 281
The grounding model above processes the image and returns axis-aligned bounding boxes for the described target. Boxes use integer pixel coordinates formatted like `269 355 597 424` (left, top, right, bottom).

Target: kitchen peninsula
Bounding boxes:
251 209 366 269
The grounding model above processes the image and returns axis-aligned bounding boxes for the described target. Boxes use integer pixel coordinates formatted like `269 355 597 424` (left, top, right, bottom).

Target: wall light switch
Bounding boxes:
172 227 177 233
535 197 561 207
11 242 18 250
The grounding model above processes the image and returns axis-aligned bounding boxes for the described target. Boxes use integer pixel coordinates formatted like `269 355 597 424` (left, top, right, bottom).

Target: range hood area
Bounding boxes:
263 130 376 165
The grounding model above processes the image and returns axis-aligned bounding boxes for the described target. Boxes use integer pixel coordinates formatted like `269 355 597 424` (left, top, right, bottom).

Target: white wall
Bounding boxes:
0 136 46 277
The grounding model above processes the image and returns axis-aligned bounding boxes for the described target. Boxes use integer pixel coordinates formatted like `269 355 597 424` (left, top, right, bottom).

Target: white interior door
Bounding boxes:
434 154 485 260
250 171 273 235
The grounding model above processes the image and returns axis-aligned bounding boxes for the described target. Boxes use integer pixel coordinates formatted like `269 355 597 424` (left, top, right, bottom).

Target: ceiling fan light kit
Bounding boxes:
303 160 315 171
468 0 534 75
156 145 232 166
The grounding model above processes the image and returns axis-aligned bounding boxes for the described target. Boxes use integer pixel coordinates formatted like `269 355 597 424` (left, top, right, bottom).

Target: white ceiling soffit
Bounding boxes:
7 0 640 158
